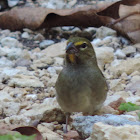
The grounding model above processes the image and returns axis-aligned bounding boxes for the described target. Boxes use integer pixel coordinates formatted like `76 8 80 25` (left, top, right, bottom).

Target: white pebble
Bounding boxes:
47 67 56 75
115 49 126 59
26 94 37 100
21 32 30 39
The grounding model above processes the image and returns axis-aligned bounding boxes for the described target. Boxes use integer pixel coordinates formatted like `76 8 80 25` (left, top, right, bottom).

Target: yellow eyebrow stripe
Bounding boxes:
74 41 85 46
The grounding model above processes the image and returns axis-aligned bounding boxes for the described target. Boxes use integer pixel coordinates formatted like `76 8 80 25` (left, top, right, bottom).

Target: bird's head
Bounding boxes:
65 37 97 65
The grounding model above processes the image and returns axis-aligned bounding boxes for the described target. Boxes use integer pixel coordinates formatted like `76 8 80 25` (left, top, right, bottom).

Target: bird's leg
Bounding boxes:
64 112 70 133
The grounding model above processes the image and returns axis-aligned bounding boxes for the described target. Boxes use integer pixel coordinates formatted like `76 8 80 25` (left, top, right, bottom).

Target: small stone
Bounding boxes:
39 40 54 49
73 114 140 139
104 95 122 106
71 27 81 32
108 58 140 77
39 122 54 131
42 107 65 123
83 27 96 35
8 0 19 7
102 36 112 45
41 98 65 123
34 33 45 41
0 91 13 102
96 106 119 115
125 110 140 121
41 2 56 9
91 38 102 47
26 94 38 100
96 26 116 38
119 37 130 45
0 57 14 67
47 75 58 87
4 115 31 126
115 49 126 59
54 57 64 66
23 28 33 34
0 46 23 60
0 30 10 36
20 97 64 124
91 122 140 140
126 96 140 104
110 59 121 67
130 71 140 76
8 74 44 88
54 66 63 74
109 79 125 91
62 26 75 31
135 53 140 58
0 67 23 77
31 57 54 69
0 67 29 78
95 47 114 69
8 31 21 40
38 124 62 140
21 32 30 39
63 131 80 140
122 46 136 55
114 91 130 99
133 43 140 52
1 37 19 48
1 101 20 116
125 81 140 93
46 87 55 97
15 58 31 67
131 75 140 83
0 123 18 135
41 41 66 57
47 67 56 75
46 57 54 65
121 72 128 80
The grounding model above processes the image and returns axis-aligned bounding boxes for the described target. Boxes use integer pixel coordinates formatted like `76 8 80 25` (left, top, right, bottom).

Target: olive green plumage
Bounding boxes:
55 37 108 115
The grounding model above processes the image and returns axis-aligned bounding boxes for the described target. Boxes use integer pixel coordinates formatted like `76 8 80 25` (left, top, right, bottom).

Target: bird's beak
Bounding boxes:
66 42 78 54
66 42 74 51
66 42 78 63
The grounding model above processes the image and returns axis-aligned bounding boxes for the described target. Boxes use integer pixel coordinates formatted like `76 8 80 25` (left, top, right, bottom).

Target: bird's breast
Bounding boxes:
56 67 93 112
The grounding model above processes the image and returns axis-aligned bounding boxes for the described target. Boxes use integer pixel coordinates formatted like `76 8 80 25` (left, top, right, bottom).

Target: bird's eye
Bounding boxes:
80 43 87 50
82 43 87 48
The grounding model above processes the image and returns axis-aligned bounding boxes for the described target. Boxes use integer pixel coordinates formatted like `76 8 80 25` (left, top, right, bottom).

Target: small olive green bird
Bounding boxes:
55 37 108 132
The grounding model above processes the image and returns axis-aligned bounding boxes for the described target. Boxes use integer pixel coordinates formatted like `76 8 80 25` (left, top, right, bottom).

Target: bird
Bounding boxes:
55 37 108 133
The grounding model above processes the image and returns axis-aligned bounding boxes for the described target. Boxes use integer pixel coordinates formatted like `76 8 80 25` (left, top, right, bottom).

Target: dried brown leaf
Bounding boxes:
0 0 139 43
125 81 140 93
12 126 43 140
116 4 140 43
0 2 115 30
128 30 140 43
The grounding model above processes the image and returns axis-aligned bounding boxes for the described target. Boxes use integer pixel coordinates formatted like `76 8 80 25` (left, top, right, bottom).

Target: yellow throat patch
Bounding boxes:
68 54 76 63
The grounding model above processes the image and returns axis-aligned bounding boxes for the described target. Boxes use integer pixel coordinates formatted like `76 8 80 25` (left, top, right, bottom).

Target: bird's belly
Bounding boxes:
57 93 89 113
57 88 100 113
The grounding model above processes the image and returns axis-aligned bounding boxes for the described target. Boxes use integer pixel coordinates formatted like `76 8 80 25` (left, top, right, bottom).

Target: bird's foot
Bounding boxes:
63 112 71 133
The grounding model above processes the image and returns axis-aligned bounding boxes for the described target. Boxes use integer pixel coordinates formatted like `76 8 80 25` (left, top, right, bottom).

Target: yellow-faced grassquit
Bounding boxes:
55 37 108 132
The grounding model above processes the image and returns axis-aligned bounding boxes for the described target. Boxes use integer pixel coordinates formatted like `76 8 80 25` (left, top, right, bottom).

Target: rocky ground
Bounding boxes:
0 0 140 140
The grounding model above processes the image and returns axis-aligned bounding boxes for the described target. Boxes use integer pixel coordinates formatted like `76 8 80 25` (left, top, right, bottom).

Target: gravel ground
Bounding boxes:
0 0 140 140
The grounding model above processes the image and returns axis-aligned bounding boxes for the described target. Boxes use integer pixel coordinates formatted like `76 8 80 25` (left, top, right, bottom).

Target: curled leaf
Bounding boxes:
12 126 43 140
